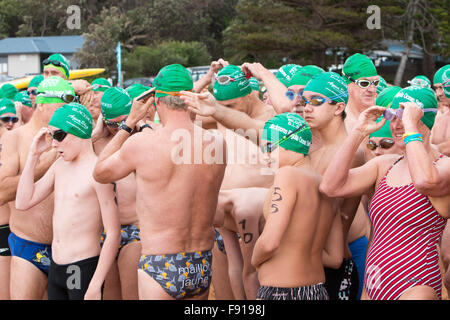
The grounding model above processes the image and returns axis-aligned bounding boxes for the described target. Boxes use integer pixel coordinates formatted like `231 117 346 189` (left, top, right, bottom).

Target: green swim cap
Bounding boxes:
125 83 151 99
49 102 93 139
28 75 44 89
0 84 18 99
303 72 349 104
369 116 392 139
444 78 450 98
433 64 450 85
376 76 388 94
101 87 132 120
407 75 431 88
391 86 438 130
262 113 312 155
376 86 402 108
91 78 111 93
289 65 325 87
342 53 377 84
0 98 16 115
14 91 32 108
249 77 260 91
36 76 75 105
44 53 70 79
153 64 193 99
213 65 251 101
276 64 302 87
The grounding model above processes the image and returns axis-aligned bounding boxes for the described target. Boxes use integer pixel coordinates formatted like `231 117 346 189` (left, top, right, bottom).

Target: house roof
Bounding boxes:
0 36 85 55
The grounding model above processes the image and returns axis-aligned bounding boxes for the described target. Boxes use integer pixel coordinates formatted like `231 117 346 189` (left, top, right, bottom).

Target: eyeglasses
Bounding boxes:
37 92 77 103
27 89 38 96
43 59 65 68
260 123 308 154
367 138 394 151
49 129 68 142
92 84 110 90
215 75 246 85
345 75 380 89
285 90 304 101
383 107 437 121
0 116 19 123
103 118 126 128
408 79 430 88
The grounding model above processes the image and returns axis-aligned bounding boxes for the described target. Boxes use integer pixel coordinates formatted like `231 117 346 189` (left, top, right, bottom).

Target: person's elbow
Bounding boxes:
414 177 443 196
319 181 340 198
93 162 113 184
15 198 31 211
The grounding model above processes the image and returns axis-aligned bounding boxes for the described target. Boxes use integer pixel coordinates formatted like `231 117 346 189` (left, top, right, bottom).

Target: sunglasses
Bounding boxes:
37 92 77 103
103 118 126 128
285 90 304 101
49 129 68 142
27 89 38 96
301 95 340 107
367 138 394 151
43 59 65 68
0 116 19 123
260 124 308 154
408 79 430 88
383 107 437 121
345 75 380 89
215 75 246 85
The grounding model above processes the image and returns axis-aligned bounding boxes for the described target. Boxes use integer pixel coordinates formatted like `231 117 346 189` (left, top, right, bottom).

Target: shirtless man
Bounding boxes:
321 86 450 300
93 64 227 300
0 76 74 299
43 53 70 80
242 63 324 115
214 187 268 299
0 99 21 299
252 112 335 300
15 103 120 300
93 87 143 300
181 67 275 299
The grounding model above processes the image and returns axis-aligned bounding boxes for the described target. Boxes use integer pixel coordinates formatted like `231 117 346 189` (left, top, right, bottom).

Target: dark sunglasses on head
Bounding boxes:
27 89 38 96
43 59 64 68
367 138 394 151
0 116 19 123
215 74 246 85
49 129 68 142
103 118 126 128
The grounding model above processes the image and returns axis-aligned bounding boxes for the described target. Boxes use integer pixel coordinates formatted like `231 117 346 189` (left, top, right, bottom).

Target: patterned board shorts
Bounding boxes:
257 283 329 300
138 250 213 300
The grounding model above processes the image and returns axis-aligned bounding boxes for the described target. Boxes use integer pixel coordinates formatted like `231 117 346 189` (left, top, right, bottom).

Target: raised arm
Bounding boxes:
401 102 450 197
251 168 296 269
0 130 57 205
320 106 388 198
15 128 56 210
241 62 291 114
84 181 120 300
180 91 266 142
93 97 153 184
193 59 229 93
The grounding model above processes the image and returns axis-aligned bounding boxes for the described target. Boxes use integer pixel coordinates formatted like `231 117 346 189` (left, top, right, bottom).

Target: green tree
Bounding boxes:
124 41 211 78
223 0 381 68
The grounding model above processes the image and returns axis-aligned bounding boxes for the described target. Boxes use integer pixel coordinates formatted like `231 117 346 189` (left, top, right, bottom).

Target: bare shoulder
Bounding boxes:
275 165 318 186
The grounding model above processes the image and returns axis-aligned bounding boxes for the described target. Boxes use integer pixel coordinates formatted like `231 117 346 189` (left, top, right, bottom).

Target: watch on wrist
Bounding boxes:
119 122 134 134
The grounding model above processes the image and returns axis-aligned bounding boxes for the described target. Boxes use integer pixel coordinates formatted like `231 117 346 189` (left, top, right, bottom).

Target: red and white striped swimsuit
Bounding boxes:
364 156 446 300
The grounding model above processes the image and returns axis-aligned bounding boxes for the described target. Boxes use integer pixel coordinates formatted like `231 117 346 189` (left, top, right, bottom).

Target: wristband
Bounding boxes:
404 136 423 145
403 133 422 142
402 132 420 139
